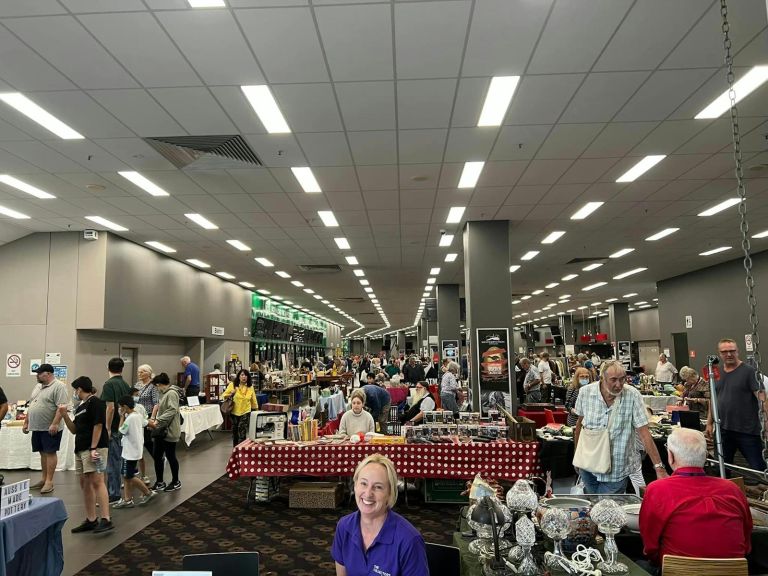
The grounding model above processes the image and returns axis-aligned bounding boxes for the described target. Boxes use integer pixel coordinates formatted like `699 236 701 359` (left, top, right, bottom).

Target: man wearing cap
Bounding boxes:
23 364 69 493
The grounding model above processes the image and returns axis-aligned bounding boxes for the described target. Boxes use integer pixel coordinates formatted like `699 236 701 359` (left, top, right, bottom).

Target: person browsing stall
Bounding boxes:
180 355 201 398
361 381 392 434
399 381 435 426
134 364 158 484
332 454 428 576
440 361 461 414
101 357 132 503
146 373 182 492
574 360 668 494
222 369 259 446
677 366 710 415
339 389 375 437
113 396 155 508
640 428 751 568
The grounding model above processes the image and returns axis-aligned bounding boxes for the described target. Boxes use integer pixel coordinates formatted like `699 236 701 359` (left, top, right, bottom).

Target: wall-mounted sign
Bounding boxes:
746 334 754 352
441 339 459 360
685 315 693 329
5 353 21 378
29 359 41 376
44 352 61 364
211 326 225 336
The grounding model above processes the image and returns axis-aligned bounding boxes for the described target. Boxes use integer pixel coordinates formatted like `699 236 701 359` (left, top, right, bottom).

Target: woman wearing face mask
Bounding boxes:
339 389 375 437
133 364 158 484
565 367 591 427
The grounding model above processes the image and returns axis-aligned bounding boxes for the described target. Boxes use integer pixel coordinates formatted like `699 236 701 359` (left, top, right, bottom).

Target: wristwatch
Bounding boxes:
653 462 665 469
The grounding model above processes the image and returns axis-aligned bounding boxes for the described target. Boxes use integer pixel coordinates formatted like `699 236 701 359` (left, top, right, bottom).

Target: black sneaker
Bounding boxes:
71 519 98 534
163 480 182 492
93 518 114 534
151 481 166 491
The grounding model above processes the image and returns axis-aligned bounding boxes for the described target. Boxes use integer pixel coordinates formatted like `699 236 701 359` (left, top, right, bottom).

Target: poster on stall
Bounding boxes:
476 328 513 414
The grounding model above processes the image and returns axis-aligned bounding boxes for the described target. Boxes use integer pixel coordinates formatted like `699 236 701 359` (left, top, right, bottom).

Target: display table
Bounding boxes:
387 387 409 405
0 424 76 471
517 408 568 428
260 381 310 408
179 404 223 447
0 497 67 576
226 439 541 481
642 395 678 411
317 391 346 421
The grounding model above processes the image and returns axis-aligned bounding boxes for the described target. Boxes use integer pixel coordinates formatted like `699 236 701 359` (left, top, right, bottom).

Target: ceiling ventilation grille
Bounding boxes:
297 264 342 273
336 297 366 303
143 135 263 169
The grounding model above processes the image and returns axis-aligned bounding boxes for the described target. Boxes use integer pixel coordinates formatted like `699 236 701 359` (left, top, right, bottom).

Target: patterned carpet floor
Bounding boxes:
77 476 463 576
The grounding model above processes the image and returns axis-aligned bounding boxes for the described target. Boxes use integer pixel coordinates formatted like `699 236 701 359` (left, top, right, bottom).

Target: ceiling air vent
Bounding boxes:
143 135 263 170
336 297 367 303
297 264 342 273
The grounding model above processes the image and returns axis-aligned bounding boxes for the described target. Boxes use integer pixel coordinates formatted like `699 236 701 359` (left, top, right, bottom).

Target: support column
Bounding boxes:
463 220 515 414
559 314 575 346
436 284 461 364
363 337 370 355
396 330 406 357
609 303 632 368
420 318 428 356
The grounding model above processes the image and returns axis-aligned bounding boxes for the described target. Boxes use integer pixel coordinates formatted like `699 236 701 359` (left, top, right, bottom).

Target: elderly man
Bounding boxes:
23 364 69 494
402 355 425 385
440 361 461 413
640 428 751 568
574 360 668 493
180 355 200 398
706 338 768 471
520 358 541 403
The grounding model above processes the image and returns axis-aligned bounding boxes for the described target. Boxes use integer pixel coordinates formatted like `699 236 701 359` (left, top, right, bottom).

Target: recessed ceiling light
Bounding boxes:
186 258 210 269
695 65 768 119
532 289 544 295
582 281 607 291
367 293 376 299
359 279 370 286
257 288 272 294
317 210 338 227
291 167 321 193
590 302 602 306
446 206 466 224
275 270 290 278
698 198 740 217
353 269 365 277
634 301 648 305
616 155 666 182
458 161 485 189
521 295 531 300
0 204 30 219
290 280 303 287
313 294 322 300
623 292 638 298
509 265 521 273
429 267 441 275
752 230 768 239
477 76 520 126
541 231 565 244
145 241 176 253
439 234 454 247
346 256 359 265
613 267 647 280
285 300 293 305
570 202 604 220
605 297 618 302
226 239 251 252
188 0 225 6
561 274 578 281
545 282 559 289
559 294 571 299
118 171 169 197
445 253 458 262
610 248 634 259
334 237 351 250
303 288 314 294
520 251 539 261
0 93 84 139
699 246 731 256
512 299 521 305
273 296 283 301
241 85 290 133
85 215 127 231
255 257 274 267
578 305 588 310
238 281 255 288
582 263 603 271
422 291 430 297
364 287 373 293
0 175 55 199
185 213 218 230
645 228 679 241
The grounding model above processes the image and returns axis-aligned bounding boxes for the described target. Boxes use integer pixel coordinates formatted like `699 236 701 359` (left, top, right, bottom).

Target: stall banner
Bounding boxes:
476 328 513 414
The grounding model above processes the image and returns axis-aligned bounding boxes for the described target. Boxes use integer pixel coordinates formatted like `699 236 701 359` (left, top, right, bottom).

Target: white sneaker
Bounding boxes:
112 498 134 509
141 476 151 485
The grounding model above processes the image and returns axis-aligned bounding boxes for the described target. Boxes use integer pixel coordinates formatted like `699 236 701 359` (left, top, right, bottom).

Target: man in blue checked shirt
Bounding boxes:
574 360 668 494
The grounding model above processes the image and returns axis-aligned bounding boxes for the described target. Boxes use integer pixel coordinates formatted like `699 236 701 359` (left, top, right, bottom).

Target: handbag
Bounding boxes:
220 397 234 415
572 395 620 474
150 425 168 440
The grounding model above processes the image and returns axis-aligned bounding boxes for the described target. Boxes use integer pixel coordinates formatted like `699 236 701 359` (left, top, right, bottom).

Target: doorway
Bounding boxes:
671 333 689 373
637 341 660 373
120 345 138 383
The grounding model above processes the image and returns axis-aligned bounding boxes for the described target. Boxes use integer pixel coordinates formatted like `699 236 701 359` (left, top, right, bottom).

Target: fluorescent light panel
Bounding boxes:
239 282 255 288
583 282 607 291
645 228 679 241
446 206 465 224
334 237 351 250
445 253 458 262
570 202 604 220
613 267 647 280
217 272 235 279
85 215 127 231
240 85 290 133
359 279 369 286
753 230 768 239
317 210 338 227
290 280 303 287
185 213 218 230
118 171 169 197
561 274 578 281
582 263 603 271
429 267 440 275
545 282 559 288
0 175 55 199
458 162 484 189
145 241 176 253
226 239 251 252
255 257 274 267
0 92 83 139
477 76 520 126
531 289 544 295
426 278 436 285
610 248 634 259
695 66 768 119
616 155 666 182
439 234 454 247
345 256 358 265
186 258 210 269
275 270 290 278
520 251 539 261
698 198 740 217
353 269 365 277
623 293 638 298
541 231 565 244
509 265 521 273
0 204 29 219
291 167 321 193
699 246 731 256
188 0 225 6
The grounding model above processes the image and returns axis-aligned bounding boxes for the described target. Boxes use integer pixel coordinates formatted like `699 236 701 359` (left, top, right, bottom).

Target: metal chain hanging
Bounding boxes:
719 0 767 478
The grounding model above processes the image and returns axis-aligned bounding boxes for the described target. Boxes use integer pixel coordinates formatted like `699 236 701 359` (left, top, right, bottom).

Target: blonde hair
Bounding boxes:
353 454 399 508
137 364 153 377
571 367 591 389
679 366 698 381
350 388 367 404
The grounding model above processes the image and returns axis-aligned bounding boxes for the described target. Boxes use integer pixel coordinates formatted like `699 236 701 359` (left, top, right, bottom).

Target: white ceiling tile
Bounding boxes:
0 141 87 172
228 168 286 194
296 132 352 166
88 89 186 137
156 11 264 85
507 185 550 206
0 118 40 141
235 7 328 83
363 190 398 210
540 183 589 205
681 153 743 181
214 194 264 213
149 88 238 134
631 120 706 156
243 134 306 168
325 191 365 211
469 187 509 207
675 117 765 155
335 82 396 131
433 187 468 208
347 132 397 165
399 164 441 189
560 72 650 123
62 0 146 11
252 194 299 213
102 196 160 215
44 140 125 172
394 0 471 79
490 125 552 161
185 171 247 195
494 204 535 220
315 4 393 81
559 158 621 185
517 160 573 186
79 13 201 87
0 1 66 17
398 129 447 164
451 77 491 128
28 91 133 139
505 74 585 126
581 122 659 158
268 211 307 227
444 127 496 163
272 84 343 132
334 210 367 226
0 27 76 91
526 203 567 221
356 166 398 191
207 86 267 134
536 123 605 160
400 208 431 224
397 79 456 129
400 188 435 209
475 161 527 188
4 16 137 89
527 0 633 74
645 180 706 203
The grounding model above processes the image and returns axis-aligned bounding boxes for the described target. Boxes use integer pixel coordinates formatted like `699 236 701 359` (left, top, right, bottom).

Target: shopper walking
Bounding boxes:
147 373 182 492
101 357 132 503
221 369 259 446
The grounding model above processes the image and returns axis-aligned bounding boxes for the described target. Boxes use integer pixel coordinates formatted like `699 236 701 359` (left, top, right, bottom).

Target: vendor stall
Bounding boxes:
0 423 76 471
179 404 223 447
642 395 678 411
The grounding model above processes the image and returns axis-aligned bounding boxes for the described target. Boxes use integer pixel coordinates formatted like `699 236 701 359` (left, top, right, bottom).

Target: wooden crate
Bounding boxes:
289 482 344 509
507 415 537 442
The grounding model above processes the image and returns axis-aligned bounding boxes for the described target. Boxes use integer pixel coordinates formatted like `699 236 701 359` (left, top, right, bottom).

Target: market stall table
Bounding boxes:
0 423 75 471
0 497 67 576
260 381 310 408
179 404 224 447
642 395 678 411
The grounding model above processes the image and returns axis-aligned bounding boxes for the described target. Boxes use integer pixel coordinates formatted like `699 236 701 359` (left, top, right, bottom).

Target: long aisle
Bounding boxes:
2 432 234 576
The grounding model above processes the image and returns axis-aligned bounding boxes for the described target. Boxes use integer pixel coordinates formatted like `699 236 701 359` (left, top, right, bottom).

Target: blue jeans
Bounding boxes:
579 469 627 494
107 434 123 501
721 429 765 471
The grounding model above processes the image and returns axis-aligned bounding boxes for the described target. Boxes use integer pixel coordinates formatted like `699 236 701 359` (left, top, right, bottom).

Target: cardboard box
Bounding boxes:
289 482 344 509
261 403 289 413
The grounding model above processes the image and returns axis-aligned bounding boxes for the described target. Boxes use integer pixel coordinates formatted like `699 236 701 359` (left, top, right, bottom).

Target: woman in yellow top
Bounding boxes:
222 369 259 446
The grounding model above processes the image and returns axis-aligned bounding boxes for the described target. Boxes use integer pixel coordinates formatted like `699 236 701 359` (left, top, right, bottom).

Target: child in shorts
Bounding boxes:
113 396 155 508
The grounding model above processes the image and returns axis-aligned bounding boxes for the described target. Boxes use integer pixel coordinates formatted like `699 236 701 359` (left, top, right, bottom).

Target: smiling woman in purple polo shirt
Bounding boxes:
332 454 429 576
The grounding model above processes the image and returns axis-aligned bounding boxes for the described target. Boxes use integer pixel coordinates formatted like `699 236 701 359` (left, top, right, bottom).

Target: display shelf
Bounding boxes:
205 373 230 403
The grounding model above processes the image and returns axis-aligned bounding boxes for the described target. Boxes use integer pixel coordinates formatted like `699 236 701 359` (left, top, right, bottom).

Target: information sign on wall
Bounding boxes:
5 353 21 378
441 339 459 360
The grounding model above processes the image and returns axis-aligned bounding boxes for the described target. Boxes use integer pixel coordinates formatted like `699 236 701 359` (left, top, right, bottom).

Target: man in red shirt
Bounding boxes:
640 428 752 568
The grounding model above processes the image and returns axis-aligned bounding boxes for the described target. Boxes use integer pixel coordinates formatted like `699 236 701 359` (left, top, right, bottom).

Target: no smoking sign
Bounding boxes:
6 353 22 377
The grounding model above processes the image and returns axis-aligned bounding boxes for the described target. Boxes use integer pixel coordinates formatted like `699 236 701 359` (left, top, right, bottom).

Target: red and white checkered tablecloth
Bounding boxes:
226 440 541 481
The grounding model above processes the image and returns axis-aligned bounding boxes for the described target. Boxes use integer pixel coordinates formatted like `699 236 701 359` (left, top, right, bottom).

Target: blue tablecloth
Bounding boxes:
0 497 67 576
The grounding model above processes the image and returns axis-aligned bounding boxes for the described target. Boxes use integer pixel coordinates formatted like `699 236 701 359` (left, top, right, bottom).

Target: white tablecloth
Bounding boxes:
0 423 76 471
642 395 678 411
180 404 223 446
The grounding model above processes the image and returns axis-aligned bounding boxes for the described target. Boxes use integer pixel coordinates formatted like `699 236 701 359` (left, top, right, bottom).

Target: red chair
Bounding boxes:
544 409 556 424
